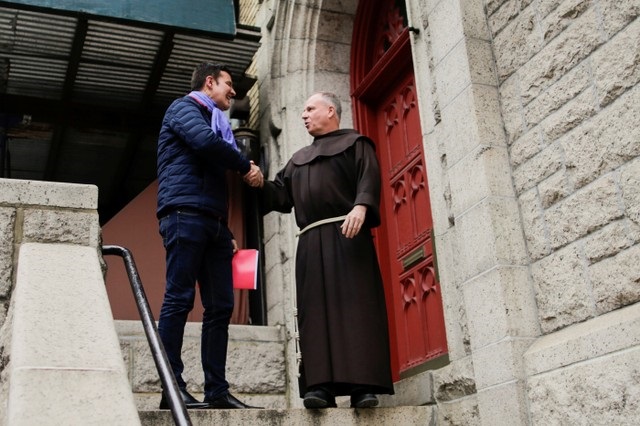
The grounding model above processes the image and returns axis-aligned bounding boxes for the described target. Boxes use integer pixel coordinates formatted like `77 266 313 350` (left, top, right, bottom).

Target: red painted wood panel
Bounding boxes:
351 0 447 379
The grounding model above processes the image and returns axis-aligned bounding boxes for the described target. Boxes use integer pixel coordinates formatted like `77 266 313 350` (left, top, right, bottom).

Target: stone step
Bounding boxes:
116 320 288 410
133 391 285 411
139 406 435 426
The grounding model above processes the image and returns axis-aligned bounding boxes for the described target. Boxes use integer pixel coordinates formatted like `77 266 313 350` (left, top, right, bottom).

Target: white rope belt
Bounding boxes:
291 214 347 377
296 215 347 237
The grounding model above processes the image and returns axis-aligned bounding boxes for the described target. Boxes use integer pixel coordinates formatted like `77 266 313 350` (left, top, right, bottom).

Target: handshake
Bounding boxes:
243 161 264 188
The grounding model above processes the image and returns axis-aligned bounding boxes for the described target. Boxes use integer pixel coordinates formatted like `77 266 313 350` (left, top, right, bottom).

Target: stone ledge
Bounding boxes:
12 244 123 368
524 302 640 376
117 320 287 395
115 320 285 343
140 405 436 426
527 347 640 425
7 243 138 425
134 392 286 411
8 368 140 426
0 178 98 209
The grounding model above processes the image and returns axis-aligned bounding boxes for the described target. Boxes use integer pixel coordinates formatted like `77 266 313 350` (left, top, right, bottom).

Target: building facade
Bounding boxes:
1 0 638 423
252 0 640 423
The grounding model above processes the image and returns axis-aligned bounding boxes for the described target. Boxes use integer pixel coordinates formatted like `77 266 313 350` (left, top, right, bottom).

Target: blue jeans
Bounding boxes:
157 209 234 400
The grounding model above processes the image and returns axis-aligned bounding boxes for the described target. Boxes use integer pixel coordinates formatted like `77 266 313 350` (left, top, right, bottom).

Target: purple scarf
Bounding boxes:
188 91 238 151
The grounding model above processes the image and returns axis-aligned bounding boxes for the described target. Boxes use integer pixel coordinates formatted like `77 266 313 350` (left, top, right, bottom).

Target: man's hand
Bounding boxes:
231 239 239 254
341 205 367 238
243 161 264 188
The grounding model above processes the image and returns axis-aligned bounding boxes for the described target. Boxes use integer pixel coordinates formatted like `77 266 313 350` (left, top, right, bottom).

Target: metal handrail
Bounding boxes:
102 245 191 426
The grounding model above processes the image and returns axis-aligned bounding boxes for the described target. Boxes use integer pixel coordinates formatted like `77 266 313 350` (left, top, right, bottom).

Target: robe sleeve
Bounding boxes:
354 139 382 228
260 161 295 215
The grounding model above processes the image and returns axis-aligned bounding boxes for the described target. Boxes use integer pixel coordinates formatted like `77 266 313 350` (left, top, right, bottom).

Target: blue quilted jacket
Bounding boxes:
156 95 251 220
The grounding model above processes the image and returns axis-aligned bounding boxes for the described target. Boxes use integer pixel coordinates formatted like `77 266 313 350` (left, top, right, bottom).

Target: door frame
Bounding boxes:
351 20 414 381
351 0 449 380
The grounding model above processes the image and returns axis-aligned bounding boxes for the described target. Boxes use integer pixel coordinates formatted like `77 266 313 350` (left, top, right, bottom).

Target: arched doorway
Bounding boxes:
351 0 448 380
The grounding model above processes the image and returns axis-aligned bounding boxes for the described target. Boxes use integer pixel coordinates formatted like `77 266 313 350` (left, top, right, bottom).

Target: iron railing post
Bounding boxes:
102 245 191 426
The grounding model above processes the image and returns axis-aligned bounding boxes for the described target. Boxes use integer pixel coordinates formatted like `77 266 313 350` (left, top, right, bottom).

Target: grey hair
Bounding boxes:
316 91 342 120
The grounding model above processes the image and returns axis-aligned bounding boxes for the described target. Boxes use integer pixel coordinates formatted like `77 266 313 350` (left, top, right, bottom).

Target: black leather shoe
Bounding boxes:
350 392 378 408
205 392 261 409
303 388 337 409
159 388 209 409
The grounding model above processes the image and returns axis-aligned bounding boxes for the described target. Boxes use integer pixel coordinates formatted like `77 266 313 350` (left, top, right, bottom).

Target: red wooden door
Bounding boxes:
351 0 447 379
374 65 447 374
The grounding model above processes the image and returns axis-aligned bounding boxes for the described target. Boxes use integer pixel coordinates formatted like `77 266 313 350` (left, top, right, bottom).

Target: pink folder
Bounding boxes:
232 249 259 290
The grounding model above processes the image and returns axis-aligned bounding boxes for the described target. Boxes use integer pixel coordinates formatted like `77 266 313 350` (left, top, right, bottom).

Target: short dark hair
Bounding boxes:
191 62 233 91
317 91 342 120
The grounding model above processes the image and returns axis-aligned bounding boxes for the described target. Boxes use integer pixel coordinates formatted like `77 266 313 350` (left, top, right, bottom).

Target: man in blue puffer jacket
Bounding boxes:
156 62 263 410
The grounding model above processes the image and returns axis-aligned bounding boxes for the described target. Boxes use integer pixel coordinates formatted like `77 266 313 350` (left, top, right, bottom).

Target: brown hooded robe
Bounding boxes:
261 129 394 397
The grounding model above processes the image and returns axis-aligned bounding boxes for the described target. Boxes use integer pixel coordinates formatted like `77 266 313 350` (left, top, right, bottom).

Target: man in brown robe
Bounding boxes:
260 92 394 408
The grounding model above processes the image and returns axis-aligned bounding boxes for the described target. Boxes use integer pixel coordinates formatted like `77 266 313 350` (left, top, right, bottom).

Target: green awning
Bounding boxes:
1 0 236 36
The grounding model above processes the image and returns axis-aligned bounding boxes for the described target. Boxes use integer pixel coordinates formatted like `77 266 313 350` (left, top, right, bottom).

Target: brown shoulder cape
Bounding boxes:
291 129 375 166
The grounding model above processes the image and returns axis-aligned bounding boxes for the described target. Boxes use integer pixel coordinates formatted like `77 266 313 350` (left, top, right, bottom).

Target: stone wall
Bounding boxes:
117 320 287 410
0 179 101 399
0 178 101 330
488 0 640 423
0 178 140 425
408 0 539 422
492 0 640 332
254 0 640 422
